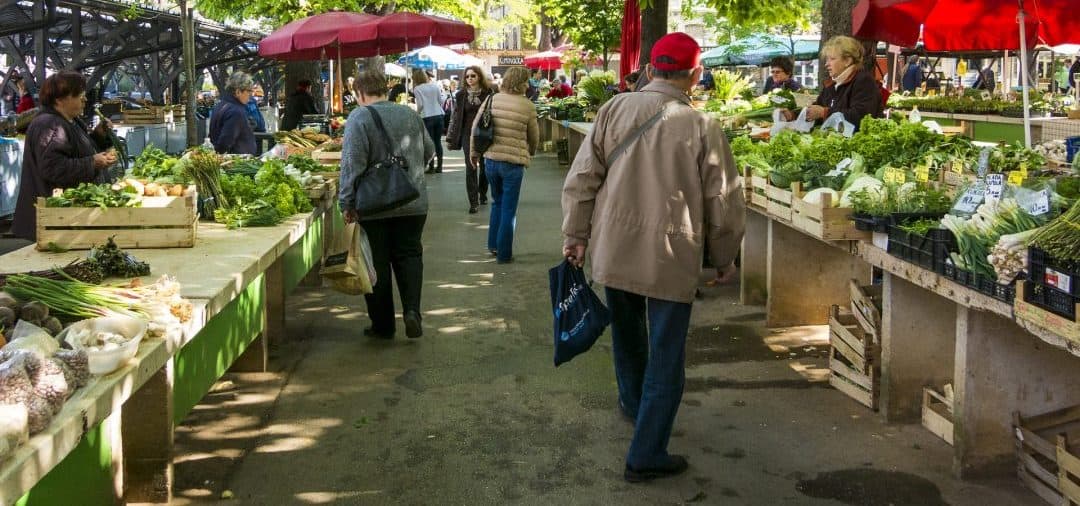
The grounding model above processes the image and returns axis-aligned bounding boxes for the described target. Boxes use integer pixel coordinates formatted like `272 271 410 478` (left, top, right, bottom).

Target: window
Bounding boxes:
794 60 818 89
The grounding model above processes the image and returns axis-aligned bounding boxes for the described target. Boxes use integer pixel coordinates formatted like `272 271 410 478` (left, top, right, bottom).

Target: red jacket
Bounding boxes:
547 83 573 99
16 94 34 113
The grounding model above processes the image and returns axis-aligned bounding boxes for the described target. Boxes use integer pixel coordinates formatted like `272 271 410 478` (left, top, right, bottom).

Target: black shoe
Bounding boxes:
624 455 689 483
488 249 497 257
363 327 394 339
404 311 422 338
434 168 443 173
468 206 479 214
479 197 488 205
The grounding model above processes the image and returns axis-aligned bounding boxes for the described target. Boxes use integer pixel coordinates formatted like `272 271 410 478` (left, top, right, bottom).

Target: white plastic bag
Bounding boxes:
770 108 816 137
5 321 58 356
821 112 857 138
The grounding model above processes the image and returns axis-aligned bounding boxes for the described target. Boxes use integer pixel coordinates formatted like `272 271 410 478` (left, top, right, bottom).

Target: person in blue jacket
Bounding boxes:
208 72 256 155
901 56 924 92
245 95 266 133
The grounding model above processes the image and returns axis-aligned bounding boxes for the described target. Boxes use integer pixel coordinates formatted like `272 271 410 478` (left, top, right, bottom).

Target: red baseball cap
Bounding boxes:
650 32 701 72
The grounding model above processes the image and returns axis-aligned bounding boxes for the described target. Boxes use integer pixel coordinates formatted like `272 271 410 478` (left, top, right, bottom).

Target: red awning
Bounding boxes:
523 51 563 70
338 12 475 55
852 0 1080 51
259 11 380 60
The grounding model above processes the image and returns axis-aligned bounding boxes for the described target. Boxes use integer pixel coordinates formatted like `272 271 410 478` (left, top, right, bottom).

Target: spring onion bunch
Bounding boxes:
3 274 150 320
941 199 1043 279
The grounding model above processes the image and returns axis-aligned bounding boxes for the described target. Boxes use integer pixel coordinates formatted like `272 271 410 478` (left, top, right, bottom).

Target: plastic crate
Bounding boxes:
1024 279 1078 321
1066 136 1080 164
887 226 952 272
852 213 890 233
1028 247 1079 297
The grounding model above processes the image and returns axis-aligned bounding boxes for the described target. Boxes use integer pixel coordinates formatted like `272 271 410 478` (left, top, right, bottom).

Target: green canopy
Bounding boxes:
701 35 820 68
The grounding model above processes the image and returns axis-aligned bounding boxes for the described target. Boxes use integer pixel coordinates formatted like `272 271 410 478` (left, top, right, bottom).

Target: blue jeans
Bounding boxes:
605 287 693 470
485 159 524 262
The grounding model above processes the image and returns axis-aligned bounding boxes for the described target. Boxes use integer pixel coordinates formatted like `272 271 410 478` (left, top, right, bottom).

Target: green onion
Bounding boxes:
4 274 149 320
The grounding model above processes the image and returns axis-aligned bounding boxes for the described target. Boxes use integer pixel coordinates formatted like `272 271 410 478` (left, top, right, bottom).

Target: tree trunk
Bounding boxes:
639 0 668 68
538 14 553 51
180 2 199 147
819 0 876 84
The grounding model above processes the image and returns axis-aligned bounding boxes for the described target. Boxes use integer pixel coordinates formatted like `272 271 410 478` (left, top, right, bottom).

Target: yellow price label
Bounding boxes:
950 162 964 174
1008 170 1025 185
915 166 930 182
1019 162 1028 176
883 168 906 184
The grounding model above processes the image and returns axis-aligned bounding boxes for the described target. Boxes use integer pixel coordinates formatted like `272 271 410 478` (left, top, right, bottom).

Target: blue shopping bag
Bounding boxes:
548 260 611 367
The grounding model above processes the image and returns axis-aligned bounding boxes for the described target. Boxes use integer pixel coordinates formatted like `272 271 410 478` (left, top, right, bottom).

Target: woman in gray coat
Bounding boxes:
339 69 435 339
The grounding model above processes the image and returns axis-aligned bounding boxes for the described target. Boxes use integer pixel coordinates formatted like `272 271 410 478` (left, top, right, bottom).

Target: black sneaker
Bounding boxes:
468 206 479 214
404 311 423 338
479 197 488 205
624 455 689 483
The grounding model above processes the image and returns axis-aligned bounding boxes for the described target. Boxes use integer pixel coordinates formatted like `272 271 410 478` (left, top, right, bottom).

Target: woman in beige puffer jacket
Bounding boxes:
470 67 539 263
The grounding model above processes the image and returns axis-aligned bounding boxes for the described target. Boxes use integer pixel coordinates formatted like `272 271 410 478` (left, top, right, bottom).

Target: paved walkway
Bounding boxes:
172 151 1040 505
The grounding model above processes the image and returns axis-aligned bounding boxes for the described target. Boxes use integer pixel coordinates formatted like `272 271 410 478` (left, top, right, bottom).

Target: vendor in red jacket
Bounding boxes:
778 35 883 131
12 71 117 241
13 75 34 113
546 76 574 99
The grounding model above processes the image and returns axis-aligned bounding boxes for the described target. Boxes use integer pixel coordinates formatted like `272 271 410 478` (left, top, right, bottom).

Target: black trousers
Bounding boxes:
361 214 426 334
462 135 488 206
423 116 444 170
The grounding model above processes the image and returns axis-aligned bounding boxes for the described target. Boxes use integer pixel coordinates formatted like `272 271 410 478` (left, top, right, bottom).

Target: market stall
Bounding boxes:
0 144 342 504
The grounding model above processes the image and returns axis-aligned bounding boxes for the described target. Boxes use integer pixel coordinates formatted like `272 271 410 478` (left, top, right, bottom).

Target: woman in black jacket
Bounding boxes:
12 71 116 241
209 72 257 155
780 36 883 131
445 66 494 213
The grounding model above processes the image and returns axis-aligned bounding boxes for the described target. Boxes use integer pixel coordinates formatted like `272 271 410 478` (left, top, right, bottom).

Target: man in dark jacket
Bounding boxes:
209 72 257 155
901 56 924 92
280 79 319 131
12 71 115 241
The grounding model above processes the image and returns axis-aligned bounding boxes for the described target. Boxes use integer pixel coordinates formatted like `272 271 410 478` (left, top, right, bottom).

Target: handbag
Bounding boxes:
351 105 421 215
548 259 611 367
471 93 496 154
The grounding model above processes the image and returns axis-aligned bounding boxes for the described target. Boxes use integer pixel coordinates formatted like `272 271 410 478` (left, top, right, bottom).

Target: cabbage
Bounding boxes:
803 188 840 207
840 176 883 207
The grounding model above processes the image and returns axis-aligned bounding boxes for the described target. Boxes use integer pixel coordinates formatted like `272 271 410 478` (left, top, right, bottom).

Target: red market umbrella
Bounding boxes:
852 0 1080 147
852 0 1080 51
524 51 563 71
338 12 475 55
258 11 380 60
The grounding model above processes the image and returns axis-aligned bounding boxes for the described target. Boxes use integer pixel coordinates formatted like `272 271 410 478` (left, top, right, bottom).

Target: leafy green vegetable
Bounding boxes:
45 183 141 209
131 146 187 183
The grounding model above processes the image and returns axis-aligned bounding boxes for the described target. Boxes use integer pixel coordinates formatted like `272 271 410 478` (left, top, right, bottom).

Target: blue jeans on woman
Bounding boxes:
605 287 693 471
485 159 524 262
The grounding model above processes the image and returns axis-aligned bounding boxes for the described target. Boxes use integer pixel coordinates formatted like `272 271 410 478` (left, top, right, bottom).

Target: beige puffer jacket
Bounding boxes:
470 93 539 167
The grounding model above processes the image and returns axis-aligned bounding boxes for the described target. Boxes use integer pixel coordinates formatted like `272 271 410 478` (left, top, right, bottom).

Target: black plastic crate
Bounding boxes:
1027 247 1079 297
852 213 890 233
887 226 936 271
929 229 957 276
975 273 1016 303
1023 281 1078 321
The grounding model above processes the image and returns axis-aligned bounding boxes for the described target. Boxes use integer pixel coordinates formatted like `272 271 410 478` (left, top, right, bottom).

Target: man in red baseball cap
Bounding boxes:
561 32 746 483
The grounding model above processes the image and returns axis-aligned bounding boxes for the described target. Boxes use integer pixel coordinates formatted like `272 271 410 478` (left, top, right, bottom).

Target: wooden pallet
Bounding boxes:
828 305 880 410
922 387 955 445
791 192 869 242
36 194 197 250
121 107 174 125
1014 406 1080 505
850 280 883 338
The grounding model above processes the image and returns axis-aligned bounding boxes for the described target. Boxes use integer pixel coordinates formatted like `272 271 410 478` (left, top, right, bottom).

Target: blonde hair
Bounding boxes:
500 67 530 95
823 35 865 67
411 69 429 85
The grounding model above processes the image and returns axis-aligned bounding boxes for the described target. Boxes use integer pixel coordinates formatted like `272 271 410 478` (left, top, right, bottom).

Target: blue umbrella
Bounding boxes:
397 45 484 71
702 35 820 67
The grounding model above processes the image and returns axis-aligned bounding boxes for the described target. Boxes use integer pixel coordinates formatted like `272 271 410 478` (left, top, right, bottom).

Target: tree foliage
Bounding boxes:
195 0 469 26
534 0 622 68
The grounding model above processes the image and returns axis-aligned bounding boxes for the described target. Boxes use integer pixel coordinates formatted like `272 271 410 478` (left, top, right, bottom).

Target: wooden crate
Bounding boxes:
744 167 768 211
791 192 869 242
850 279 883 338
36 195 197 250
304 181 331 201
922 387 955 445
1014 406 1080 505
311 147 342 166
121 107 173 125
765 182 800 223
828 305 880 410
1015 282 1080 345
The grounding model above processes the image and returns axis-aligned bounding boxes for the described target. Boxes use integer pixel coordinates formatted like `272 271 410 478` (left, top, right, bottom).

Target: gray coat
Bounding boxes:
339 101 435 221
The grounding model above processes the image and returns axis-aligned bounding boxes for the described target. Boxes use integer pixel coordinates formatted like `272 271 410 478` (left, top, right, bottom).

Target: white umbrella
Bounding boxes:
384 62 408 78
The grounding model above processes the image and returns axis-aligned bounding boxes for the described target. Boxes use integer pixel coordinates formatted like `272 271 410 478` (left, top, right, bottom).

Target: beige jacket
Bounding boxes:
470 93 539 166
561 81 746 303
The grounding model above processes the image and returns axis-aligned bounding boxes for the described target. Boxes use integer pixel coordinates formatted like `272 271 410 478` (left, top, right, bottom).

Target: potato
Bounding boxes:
167 184 184 196
144 182 161 196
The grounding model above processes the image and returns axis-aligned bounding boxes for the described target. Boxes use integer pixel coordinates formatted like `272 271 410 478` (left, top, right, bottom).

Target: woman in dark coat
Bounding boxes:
445 65 494 213
209 72 257 155
779 36 883 132
11 71 116 241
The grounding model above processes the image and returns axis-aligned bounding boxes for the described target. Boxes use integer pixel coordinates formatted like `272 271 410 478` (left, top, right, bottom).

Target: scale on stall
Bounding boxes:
300 114 329 134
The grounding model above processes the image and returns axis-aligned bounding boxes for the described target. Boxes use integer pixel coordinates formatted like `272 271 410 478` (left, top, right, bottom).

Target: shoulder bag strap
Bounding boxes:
480 94 494 126
606 100 681 168
364 105 395 156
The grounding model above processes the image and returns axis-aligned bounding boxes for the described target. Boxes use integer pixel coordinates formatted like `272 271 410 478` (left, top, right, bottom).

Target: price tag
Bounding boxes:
770 94 788 104
985 173 1004 199
1025 189 1050 216
915 166 930 182
953 186 984 214
883 167 906 184
1007 170 1025 185
950 162 964 174
1019 162 1028 176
